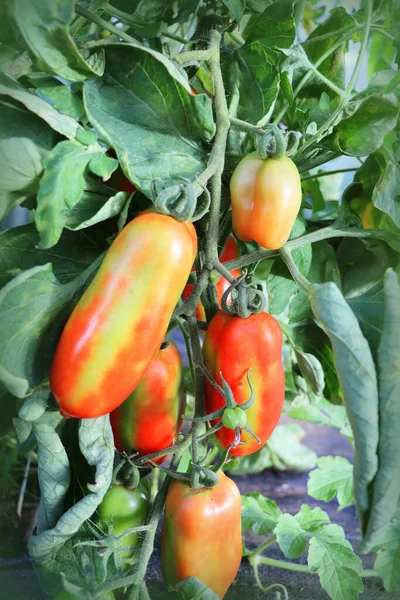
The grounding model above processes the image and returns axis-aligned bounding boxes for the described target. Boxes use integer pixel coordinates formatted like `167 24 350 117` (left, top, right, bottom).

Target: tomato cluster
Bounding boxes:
49 147 298 598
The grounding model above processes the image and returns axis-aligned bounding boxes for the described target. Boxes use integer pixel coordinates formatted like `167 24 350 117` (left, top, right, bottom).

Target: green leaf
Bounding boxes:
25 74 85 118
308 456 355 508
361 270 400 552
0 72 81 140
0 100 55 220
65 191 129 232
0 260 100 398
291 322 342 401
372 157 400 228
288 395 353 441
19 386 50 422
289 241 342 323
303 7 355 92
309 282 379 528
34 421 71 534
0 223 108 289
276 507 363 600
232 2 295 124
13 417 33 443
295 505 331 531
35 141 118 248
241 492 282 535
167 577 220 600
326 93 399 157
308 524 363 600
368 34 396 81
88 153 118 180
347 280 385 361
9 0 104 82
29 416 114 563
245 2 295 47
110 0 171 39
275 513 308 559
294 348 325 396
265 423 317 471
221 0 245 22
228 423 317 475
338 237 393 298
374 516 400 592
84 45 214 198
0 45 32 80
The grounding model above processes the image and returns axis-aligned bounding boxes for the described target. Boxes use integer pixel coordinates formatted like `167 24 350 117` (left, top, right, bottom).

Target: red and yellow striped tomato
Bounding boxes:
110 340 186 461
50 212 197 419
230 152 302 250
183 235 241 320
161 470 242 598
203 310 284 457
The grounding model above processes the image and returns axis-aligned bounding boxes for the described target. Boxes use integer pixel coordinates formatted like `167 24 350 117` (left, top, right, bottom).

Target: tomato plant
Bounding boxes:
110 339 186 461
1 1 400 600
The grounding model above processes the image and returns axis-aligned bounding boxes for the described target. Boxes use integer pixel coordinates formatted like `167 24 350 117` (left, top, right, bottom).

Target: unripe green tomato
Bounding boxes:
102 29 111 38
54 591 115 600
209 269 221 284
97 482 150 560
222 407 247 430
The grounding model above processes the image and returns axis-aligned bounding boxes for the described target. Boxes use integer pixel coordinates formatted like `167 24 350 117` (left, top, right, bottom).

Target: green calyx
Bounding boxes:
221 273 267 318
151 177 211 222
255 124 300 160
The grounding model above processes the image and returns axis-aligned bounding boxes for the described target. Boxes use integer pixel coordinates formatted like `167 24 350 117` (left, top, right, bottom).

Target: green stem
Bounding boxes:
370 24 395 42
74 5 140 45
248 535 277 558
298 151 339 173
139 582 151 600
176 316 196 390
222 224 391 272
162 31 194 44
71 0 109 36
303 24 360 45
203 30 231 266
301 167 357 181
251 555 378 579
230 117 265 135
214 260 237 284
273 27 359 126
309 66 345 97
251 555 311 573
296 0 373 159
174 49 213 64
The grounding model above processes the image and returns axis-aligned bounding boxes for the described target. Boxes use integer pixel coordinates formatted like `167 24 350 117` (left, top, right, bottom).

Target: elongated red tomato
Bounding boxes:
161 471 242 598
203 311 284 457
183 235 241 320
110 340 186 460
50 212 197 419
230 152 302 250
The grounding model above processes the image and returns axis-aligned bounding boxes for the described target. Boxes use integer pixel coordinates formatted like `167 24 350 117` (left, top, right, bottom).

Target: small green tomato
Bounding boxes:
209 269 221 284
221 407 247 430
